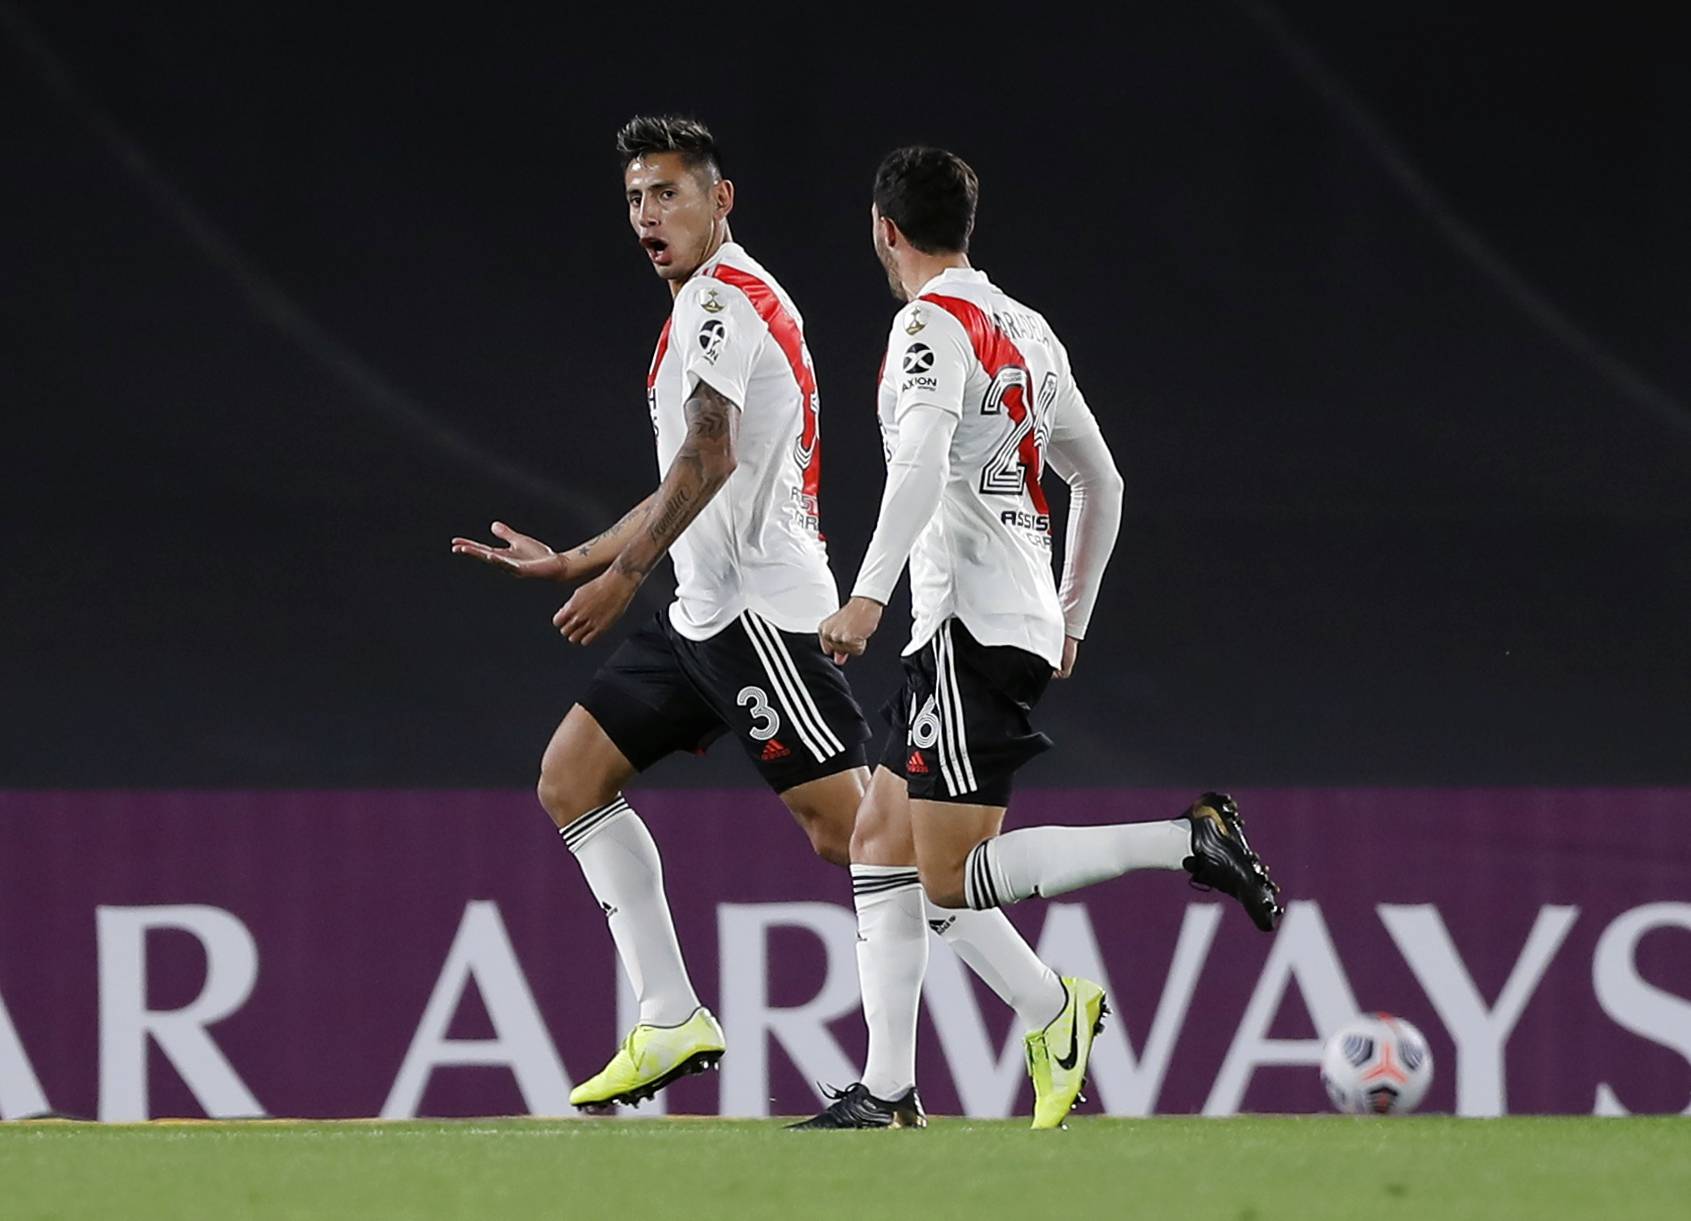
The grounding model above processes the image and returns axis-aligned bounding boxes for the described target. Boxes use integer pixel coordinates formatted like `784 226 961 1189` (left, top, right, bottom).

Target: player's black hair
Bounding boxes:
615 114 724 180
873 146 979 255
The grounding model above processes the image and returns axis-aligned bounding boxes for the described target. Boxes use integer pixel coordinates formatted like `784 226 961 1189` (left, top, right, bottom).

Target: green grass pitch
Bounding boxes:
3 1115 1687 1220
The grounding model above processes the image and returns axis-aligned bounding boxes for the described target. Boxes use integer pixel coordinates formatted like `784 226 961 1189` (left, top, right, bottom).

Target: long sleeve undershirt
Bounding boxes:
1045 421 1123 640
850 404 957 606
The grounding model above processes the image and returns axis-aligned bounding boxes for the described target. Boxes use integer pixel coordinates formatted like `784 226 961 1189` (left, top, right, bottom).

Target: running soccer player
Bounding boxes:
452 118 1077 1122
797 147 1283 1130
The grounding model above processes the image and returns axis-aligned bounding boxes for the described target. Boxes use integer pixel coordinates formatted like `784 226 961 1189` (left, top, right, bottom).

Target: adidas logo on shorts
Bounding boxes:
761 739 792 762
906 750 929 775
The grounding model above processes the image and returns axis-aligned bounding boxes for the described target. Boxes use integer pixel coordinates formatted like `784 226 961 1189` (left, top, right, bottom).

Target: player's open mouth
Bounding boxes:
642 237 671 265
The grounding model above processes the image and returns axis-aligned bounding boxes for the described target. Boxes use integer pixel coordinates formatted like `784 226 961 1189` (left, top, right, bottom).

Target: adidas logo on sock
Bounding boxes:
906 750 929 775
761 739 791 761
599 901 618 917
927 916 955 936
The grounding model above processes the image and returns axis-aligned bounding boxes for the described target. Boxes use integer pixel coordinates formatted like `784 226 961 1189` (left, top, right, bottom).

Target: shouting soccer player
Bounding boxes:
453 118 1081 1124
452 115 865 1108
800 147 1283 1130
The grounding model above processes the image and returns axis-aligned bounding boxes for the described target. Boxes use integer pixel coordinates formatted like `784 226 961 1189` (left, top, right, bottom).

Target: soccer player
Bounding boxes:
451 118 1076 1123
797 147 1283 1130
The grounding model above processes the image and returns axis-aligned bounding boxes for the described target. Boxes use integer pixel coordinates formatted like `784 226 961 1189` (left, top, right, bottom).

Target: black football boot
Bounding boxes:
788 1083 927 1130
1183 791 1283 931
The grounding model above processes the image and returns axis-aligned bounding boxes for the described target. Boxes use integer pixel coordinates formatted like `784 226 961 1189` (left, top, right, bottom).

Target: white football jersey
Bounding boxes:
874 267 1103 667
646 242 839 640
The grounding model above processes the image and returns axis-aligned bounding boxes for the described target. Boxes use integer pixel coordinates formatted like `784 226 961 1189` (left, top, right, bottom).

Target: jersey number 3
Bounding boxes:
737 685 781 741
979 367 1057 497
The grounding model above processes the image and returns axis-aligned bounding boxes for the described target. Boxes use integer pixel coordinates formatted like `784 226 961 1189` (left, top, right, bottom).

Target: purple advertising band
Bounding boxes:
1 788 1687 1121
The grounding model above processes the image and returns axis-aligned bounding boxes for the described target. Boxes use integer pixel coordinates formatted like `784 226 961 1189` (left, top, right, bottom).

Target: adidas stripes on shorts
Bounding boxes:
878 617 1054 808
580 610 870 794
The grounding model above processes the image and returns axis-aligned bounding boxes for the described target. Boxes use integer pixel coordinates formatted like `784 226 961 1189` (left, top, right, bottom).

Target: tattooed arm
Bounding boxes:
610 381 739 581
551 380 740 644
563 492 659 578
450 494 656 583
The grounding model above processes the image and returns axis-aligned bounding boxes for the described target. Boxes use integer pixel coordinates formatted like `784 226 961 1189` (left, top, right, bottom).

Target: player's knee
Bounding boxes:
849 815 901 867
535 770 573 826
918 863 968 910
847 795 885 860
783 788 854 868
847 820 876 864
805 818 851 868
536 765 615 830
847 775 916 866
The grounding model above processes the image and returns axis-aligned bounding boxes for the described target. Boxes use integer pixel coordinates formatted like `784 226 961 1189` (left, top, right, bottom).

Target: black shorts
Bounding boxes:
581 609 870 794
878 618 1054 807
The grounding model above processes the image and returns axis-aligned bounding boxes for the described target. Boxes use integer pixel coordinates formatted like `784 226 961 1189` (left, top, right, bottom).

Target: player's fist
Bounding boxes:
819 596 884 665
451 521 577 581
553 569 639 646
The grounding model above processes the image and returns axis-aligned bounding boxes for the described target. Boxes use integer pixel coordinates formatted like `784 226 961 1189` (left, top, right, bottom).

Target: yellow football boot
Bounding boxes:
1024 977 1108 1130
568 1007 725 1109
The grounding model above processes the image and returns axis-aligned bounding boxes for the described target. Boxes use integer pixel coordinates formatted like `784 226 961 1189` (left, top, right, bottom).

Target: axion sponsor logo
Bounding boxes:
697 319 726 364
900 344 939 392
901 343 934 374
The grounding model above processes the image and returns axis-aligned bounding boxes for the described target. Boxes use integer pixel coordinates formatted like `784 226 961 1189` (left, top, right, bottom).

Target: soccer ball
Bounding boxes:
1320 1013 1434 1114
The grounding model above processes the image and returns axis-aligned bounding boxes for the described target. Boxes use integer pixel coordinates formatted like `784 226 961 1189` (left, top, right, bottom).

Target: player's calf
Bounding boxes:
915 861 969 910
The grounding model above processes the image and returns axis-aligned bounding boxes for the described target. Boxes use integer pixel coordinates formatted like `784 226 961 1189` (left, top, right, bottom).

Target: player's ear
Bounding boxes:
714 178 735 219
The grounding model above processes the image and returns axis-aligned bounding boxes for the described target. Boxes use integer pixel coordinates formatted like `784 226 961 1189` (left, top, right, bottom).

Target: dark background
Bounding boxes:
4 3 1688 788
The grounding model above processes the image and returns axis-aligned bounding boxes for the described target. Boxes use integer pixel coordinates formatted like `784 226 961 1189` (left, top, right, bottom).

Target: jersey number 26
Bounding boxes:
978 366 1057 497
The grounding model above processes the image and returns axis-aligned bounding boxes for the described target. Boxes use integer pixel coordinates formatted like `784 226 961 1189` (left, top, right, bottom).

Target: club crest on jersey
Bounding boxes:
697 319 726 364
700 288 727 314
904 308 927 336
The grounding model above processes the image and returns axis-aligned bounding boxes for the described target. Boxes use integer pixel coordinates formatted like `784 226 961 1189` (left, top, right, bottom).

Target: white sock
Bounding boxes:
924 899 1067 1032
964 820 1192 910
852 865 928 1099
562 796 701 1028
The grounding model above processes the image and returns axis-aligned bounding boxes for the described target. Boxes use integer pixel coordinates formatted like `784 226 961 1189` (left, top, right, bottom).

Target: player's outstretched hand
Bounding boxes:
819 596 884 665
553 570 639 646
451 521 576 581
1055 636 1080 679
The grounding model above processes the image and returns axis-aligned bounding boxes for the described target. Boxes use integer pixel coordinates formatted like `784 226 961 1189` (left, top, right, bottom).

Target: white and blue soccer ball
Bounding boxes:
1320 1013 1434 1115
